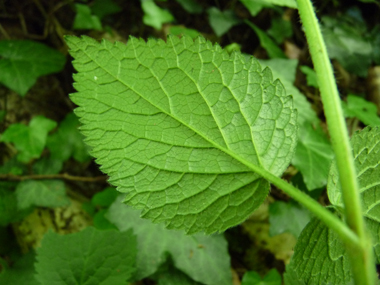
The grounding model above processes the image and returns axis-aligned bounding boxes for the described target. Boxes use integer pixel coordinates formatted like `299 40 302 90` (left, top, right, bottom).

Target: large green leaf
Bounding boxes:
35 227 137 285
66 35 297 234
285 127 380 284
0 40 66 96
106 195 232 285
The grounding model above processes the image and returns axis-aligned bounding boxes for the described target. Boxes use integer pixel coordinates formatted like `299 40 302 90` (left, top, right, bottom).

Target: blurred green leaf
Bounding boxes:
240 0 270 16
370 25 380 64
16 180 70 210
0 40 66 96
142 0 174 29
73 3 102 31
82 201 96 216
175 0 202 14
300 65 319 88
0 157 27 175
292 123 334 190
1 116 57 163
47 112 90 163
156 264 202 285
0 110 5 122
269 201 311 238
267 17 293 44
35 227 137 284
32 157 63 175
169 26 200 38
322 14 372 77
91 0 121 20
0 251 39 285
207 7 240 37
245 20 286 58
224 43 241 53
342 94 380 126
0 188 32 226
263 0 297 7
106 195 232 284
93 209 118 230
91 187 118 207
242 269 282 285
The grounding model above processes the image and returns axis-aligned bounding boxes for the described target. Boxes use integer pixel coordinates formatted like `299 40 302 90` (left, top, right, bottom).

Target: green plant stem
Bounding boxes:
296 0 376 284
257 168 360 247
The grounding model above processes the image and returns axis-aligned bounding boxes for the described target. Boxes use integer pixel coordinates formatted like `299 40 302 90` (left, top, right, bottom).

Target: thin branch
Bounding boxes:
0 173 108 182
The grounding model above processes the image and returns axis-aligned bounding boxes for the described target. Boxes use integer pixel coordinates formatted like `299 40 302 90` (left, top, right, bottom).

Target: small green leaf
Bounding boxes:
66 35 297 234
224 43 241 53
73 4 102 31
35 227 137 285
91 0 121 20
33 157 63 175
175 0 202 14
0 251 39 285
242 269 282 285
299 65 319 88
16 180 70 209
91 187 118 207
292 123 334 190
93 209 118 230
0 40 66 96
240 0 271 16
0 188 31 226
47 112 90 163
207 7 240 37
269 200 311 238
267 17 293 44
1 116 57 163
142 0 174 30
106 195 232 285
342 94 380 126
169 26 200 39
245 20 286 59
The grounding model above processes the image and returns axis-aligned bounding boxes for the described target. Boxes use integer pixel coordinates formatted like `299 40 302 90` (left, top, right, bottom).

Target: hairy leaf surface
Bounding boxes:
66 35 297 234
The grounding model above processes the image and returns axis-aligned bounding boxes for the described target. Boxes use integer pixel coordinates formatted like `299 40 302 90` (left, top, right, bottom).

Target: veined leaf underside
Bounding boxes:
66 35 297 233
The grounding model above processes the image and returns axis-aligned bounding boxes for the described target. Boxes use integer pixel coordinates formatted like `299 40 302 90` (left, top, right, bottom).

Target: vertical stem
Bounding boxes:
295 0 376 284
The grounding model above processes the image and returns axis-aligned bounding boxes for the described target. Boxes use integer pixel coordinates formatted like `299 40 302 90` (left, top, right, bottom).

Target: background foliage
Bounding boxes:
0 0 379 284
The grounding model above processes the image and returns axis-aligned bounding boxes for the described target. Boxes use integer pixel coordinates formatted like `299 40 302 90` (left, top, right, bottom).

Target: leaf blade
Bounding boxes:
66 35 297 233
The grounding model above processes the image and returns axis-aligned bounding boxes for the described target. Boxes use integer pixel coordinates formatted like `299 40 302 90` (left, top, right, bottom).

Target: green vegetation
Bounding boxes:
0 0 379 284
